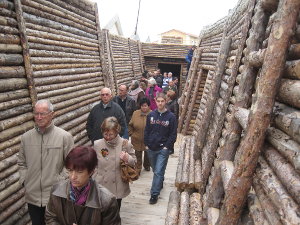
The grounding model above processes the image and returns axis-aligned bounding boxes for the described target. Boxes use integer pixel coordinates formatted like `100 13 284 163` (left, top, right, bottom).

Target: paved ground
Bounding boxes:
120 135 182 225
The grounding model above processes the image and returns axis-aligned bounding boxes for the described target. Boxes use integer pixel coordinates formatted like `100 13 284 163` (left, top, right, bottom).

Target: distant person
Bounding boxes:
144 93 177 204
166 90 179 119
162 72 169 89
145 77 162 110
18 99 74 225
86 87 126 144
45 146 121 225
185 45 196 74
128 80 145 108
163 78 178 97
153 70 163 88
128 97 152 173
139 80 148 93
113 84 136 139
93 117 137 209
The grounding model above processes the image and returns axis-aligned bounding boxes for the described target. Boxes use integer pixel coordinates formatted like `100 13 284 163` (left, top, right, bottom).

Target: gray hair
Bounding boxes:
100 87 112 95
148 77 157 85
35 99 54 112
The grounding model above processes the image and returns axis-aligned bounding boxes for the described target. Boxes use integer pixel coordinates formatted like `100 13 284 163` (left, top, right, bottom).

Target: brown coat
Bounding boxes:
128 109 151 151
45 179 121 225
93 135 136 199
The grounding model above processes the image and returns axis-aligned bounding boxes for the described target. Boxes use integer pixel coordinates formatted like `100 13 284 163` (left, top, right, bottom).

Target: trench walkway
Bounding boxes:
120 134 182 225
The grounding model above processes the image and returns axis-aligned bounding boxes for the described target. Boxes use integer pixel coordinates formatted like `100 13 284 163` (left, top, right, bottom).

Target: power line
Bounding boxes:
134 0 141 35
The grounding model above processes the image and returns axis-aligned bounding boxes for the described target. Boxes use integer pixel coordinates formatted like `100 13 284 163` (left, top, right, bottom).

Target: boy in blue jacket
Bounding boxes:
144 92 177 204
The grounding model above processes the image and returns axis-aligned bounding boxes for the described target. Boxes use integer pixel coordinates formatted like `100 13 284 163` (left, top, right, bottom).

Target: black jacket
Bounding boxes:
86 101 126 143
166 100 179 120
112 95 136 124
144 109 177 152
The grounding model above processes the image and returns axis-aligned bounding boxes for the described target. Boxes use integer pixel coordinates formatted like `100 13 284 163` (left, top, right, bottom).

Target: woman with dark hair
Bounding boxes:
93 117 136 209
166 90 179 119
45 146 121 225
128 97 151 173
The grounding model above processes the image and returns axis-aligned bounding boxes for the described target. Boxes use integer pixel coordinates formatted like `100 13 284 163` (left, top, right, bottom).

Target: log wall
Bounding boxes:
175 0 300 223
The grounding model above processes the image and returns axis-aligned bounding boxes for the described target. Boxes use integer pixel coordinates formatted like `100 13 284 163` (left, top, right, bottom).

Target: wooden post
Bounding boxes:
217 0 300 224
128 38 136 80
178 48 202 133
137 40 144 74
104 30 117 92
94 3 112 89
14 0 37 105
194 38 231 157
182 70 203 135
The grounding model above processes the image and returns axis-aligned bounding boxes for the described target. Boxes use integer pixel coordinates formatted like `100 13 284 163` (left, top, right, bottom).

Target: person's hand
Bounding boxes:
120 151 129 163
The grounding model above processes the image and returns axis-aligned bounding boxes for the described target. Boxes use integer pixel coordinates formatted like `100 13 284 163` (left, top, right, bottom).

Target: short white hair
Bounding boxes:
148 77 156 85
35 99 54 112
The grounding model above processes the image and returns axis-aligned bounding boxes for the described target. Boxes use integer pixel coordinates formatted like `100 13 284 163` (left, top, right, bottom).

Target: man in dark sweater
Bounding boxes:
86 87 126 144
144 92 177 204
113 84 136 139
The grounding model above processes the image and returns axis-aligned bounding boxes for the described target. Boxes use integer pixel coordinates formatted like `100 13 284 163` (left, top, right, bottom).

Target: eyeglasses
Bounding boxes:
101 93 110 96
34 112 51 117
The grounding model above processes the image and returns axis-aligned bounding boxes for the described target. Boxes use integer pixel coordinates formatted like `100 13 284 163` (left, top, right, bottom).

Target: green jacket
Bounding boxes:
45 179 121 225
18 123 74 207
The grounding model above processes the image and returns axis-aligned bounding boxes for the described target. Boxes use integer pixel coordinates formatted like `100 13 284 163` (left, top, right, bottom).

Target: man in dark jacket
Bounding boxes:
144 92 177 204
86 87 126 144
185 45 196 74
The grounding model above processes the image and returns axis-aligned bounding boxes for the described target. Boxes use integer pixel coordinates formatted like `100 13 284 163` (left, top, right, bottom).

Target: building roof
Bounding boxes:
104 15 124 36
160 29 198 38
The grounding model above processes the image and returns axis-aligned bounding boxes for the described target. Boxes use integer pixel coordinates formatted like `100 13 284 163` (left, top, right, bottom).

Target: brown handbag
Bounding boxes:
120 139 139 183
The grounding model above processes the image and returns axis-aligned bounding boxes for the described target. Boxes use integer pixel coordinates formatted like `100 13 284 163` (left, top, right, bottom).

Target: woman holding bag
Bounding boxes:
93 117 137 209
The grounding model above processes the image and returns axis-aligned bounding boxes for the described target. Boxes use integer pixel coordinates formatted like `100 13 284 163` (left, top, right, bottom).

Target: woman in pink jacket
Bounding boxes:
145 77 162 110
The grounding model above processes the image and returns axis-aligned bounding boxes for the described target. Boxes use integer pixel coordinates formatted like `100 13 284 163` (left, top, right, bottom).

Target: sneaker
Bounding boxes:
149 195 158 204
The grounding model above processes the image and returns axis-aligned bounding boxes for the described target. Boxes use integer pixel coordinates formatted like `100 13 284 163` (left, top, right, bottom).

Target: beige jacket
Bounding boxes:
18 123 74 207
128 109 151 151
93 135 136 199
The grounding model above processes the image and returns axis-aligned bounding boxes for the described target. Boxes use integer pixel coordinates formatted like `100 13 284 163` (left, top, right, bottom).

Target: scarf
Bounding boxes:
105 134 120 148
149 86 155 100
69 180 91 206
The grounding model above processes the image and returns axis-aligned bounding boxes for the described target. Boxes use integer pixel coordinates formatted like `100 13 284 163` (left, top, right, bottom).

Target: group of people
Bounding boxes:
18 72 178 224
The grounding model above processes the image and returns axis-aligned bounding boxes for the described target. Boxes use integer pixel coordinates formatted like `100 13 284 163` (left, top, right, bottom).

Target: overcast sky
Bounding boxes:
92 0 239 42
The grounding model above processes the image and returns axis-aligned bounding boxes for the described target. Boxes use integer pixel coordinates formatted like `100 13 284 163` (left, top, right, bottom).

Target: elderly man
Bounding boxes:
18 99 74 225
113 84 136 139
86 87 126 144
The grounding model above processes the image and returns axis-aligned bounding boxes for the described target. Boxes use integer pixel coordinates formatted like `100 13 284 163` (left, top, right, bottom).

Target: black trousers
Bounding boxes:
117 198 122 210
28 203 46 225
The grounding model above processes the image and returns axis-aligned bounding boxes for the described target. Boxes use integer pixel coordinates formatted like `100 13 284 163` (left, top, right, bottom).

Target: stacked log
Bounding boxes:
165 191 203 225
0 0 31 224
175 136 202 192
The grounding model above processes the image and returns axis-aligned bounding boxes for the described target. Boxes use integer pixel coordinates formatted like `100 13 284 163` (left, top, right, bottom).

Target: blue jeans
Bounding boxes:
122 126 129 139
147 148 170 196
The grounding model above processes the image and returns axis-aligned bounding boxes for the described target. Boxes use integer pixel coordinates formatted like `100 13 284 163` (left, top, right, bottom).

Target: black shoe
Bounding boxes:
144 167 150 171
161 183 163 189
149 195 158 204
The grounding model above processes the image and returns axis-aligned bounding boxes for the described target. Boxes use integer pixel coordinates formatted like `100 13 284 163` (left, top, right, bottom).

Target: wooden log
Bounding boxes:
32 62 101 71
194 159 202 191
15 0 37 106
175 137 186 188
247 48 265 67
0 144 19 162
274 102 300 144
0 78 27 92
277 78 300 109
0 53 23 66
0 154 18 172
252 175 283 225
0 0 14 10
0 97 31 111
247 191 270 225
284 60 300 80
0 120 33 142
263 145 300 204
165 190 180 225
0 66 25 78
1 203 28 225
183 70 204 135
188 136 195 188
266 127 300 170
178 192 190 225
29 49 100 60
0 181 22 202
256 157 300 224
14 212 30 225
0 44 22 53
218 0 300 223
189 192 203 225
0 163 18 181
0 171 19 193
194 38 231 159
181 137 191 190
0 89 28 103
288 43 300 60
207 208 219 225
220 160 234 191
0 188 25 211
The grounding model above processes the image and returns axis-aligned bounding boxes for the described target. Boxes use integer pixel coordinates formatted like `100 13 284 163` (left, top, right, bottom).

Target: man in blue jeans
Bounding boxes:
144 92 177 204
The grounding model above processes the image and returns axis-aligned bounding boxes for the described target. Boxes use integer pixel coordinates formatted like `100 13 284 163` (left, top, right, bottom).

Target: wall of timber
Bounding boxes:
175 0 300 224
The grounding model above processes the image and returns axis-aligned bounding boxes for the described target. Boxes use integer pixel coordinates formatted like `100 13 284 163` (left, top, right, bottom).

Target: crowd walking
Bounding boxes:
16 70 179 224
